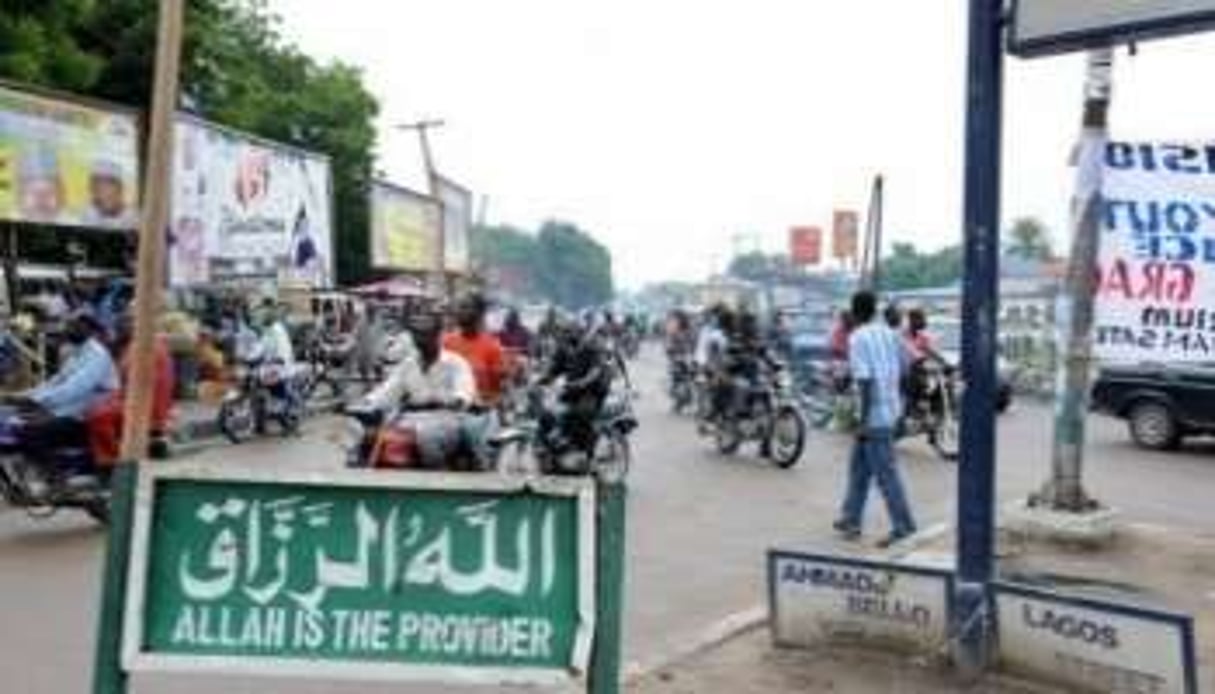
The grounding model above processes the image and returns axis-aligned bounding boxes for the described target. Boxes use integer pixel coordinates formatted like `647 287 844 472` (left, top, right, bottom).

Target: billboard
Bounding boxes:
1011 0 1215 57
169 115 333 287
370 181 442 272
789 226 823 266
1094 140 1215 363
832 210 859 262
433 174 472 274
0 82 140 230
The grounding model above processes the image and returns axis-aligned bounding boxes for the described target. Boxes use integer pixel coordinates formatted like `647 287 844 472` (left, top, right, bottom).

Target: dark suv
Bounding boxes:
1091 363 1215 450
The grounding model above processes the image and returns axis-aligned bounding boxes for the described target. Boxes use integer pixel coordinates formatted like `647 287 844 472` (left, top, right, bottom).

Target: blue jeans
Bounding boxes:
839 428 916 536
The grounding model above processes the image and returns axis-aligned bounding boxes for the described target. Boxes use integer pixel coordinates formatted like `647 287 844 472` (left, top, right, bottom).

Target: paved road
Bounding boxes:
1 345 1212 692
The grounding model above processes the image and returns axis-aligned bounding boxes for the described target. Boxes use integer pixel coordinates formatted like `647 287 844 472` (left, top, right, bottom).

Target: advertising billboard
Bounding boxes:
0 82 140 230
370 181 442 273
789 226 823 266
433 174 472 274
169 115 333 287
832 210 859 262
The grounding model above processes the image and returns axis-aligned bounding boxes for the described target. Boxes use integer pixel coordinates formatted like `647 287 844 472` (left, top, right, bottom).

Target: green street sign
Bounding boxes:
120 465 597 687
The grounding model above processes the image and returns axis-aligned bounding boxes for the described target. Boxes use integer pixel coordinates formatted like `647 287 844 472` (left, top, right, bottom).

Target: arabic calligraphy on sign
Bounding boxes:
176 495 560 612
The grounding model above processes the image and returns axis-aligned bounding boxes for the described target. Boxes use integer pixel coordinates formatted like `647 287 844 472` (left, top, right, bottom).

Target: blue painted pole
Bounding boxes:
955 0 1003 677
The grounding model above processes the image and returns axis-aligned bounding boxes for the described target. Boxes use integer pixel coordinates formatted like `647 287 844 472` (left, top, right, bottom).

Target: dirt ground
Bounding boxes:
628 627 1063 694
630 523 1214 694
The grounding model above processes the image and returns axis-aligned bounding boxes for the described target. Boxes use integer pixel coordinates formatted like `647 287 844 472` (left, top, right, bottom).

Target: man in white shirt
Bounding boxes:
362 310 476 411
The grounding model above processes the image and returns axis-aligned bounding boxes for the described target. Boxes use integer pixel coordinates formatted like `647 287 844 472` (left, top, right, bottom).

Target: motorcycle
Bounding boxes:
218 344 307 443
300 330 355 400
497 381 637 483
900 359 960 461
0 401 110 524
667 352 696 415
700 363 806 468
343 401 504 472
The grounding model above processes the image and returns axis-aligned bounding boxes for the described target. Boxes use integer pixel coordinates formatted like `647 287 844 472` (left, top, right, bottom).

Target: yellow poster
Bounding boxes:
371 182 441 272
0 84 140 229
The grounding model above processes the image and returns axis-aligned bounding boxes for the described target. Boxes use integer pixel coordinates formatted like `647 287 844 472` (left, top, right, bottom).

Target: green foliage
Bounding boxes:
0 0 380 284
1005 216 1054 261
472 220 614 309
879 241 963 291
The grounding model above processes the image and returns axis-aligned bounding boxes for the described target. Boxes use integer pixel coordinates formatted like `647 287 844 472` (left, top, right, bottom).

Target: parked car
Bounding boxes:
1091 363 1215 450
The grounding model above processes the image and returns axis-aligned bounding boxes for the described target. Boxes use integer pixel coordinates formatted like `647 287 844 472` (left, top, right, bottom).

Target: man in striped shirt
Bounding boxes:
833 290 918 547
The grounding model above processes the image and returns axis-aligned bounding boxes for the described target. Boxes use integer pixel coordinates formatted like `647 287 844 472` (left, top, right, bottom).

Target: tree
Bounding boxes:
879 242 963 291
0 0 381 284
471 221 615 309
1005 217 1055 261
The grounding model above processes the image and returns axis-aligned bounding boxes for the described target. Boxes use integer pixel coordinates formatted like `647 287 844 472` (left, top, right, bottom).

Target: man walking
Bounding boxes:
833 290 917 547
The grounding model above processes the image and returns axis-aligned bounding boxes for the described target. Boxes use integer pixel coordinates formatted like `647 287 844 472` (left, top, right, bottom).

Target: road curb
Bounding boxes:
623 605 769 683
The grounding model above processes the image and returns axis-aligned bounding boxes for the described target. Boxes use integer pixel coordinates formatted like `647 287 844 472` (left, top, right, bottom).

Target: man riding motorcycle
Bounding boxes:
353 309 484 469
536 321 613 458
443 293 506 407
15 311 118 473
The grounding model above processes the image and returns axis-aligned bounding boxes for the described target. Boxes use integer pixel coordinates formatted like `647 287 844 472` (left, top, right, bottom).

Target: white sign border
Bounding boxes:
992 580 1198 694
767 549 956 652
1009 0 1215 57
121 463 598 688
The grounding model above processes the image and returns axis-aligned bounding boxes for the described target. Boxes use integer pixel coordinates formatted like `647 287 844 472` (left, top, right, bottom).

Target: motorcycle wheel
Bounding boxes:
928 415 960 461
769 407 806 468
715 424 742 455
597 434 630 484
219 396 256 444
671 382 691 415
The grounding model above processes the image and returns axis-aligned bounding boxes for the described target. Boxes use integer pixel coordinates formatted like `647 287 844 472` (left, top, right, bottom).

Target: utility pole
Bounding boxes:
954 0 1002 678
396 119 446 295
119 0 183 461
1037 49 1114 512
858 174 884 290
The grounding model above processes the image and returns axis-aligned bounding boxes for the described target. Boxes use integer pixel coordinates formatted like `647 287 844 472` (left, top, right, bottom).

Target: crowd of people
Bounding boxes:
661 292 953 546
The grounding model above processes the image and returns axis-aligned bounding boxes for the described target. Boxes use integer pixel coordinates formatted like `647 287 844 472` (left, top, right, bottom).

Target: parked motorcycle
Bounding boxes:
218 344 307 443
0 401 110 523
900 360 960 461
699 363 806 468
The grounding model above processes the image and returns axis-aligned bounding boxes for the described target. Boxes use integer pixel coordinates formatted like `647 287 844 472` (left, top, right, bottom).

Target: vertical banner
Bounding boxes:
433 174 472 274
169 115 334 287
832 210 859 263
1095 141 1215 363
0 82 140 229
789 226 823 266
369 181 442 273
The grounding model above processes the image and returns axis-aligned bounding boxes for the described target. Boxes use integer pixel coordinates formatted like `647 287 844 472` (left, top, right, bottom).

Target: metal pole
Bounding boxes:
119 0 183 461
954 0 1003 678
870 175 884 290
1038 49 1113 512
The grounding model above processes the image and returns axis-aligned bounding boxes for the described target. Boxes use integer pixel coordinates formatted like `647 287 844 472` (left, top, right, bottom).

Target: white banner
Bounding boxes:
169 115 333 287
433 174 471 274
1095 140 1215 363
1012 0 1215 56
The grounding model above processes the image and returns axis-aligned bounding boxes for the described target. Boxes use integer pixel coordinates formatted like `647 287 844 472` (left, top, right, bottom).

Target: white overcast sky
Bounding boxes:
269 0 1215 289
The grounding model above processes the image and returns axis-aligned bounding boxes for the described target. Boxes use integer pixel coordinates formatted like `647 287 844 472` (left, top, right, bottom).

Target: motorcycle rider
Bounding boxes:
17 310 118 472
361 308 476 412
903 307 948 416
443 293 506 406
537 320 613 460
86 311 175 466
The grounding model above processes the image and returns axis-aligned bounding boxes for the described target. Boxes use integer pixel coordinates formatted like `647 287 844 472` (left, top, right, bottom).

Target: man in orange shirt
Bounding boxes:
442 293 506 406
87 313 175 465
